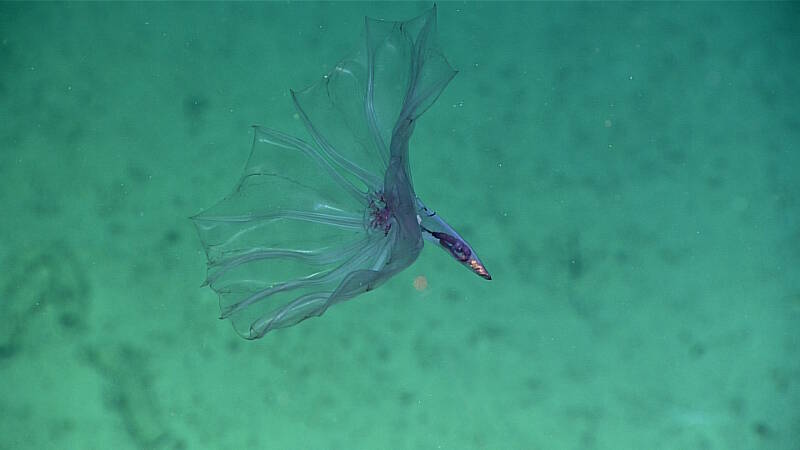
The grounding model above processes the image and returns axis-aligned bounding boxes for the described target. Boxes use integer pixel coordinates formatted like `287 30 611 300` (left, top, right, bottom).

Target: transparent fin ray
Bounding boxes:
192 6 472 338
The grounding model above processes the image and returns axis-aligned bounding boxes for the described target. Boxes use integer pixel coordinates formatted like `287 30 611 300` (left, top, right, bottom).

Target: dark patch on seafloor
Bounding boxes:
81 344 186 450
0 242 90 359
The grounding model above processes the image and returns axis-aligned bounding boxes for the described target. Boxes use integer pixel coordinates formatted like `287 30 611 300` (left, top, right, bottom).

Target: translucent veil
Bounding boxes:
192 6 456 338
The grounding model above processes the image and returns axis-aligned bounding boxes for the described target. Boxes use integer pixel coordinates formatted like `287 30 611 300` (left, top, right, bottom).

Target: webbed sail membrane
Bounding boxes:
192 6 458 338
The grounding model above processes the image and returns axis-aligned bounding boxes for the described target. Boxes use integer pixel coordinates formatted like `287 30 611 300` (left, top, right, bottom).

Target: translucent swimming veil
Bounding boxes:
192 5 490 339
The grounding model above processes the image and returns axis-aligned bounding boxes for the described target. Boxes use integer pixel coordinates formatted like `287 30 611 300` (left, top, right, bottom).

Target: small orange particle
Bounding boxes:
413 275 428 291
